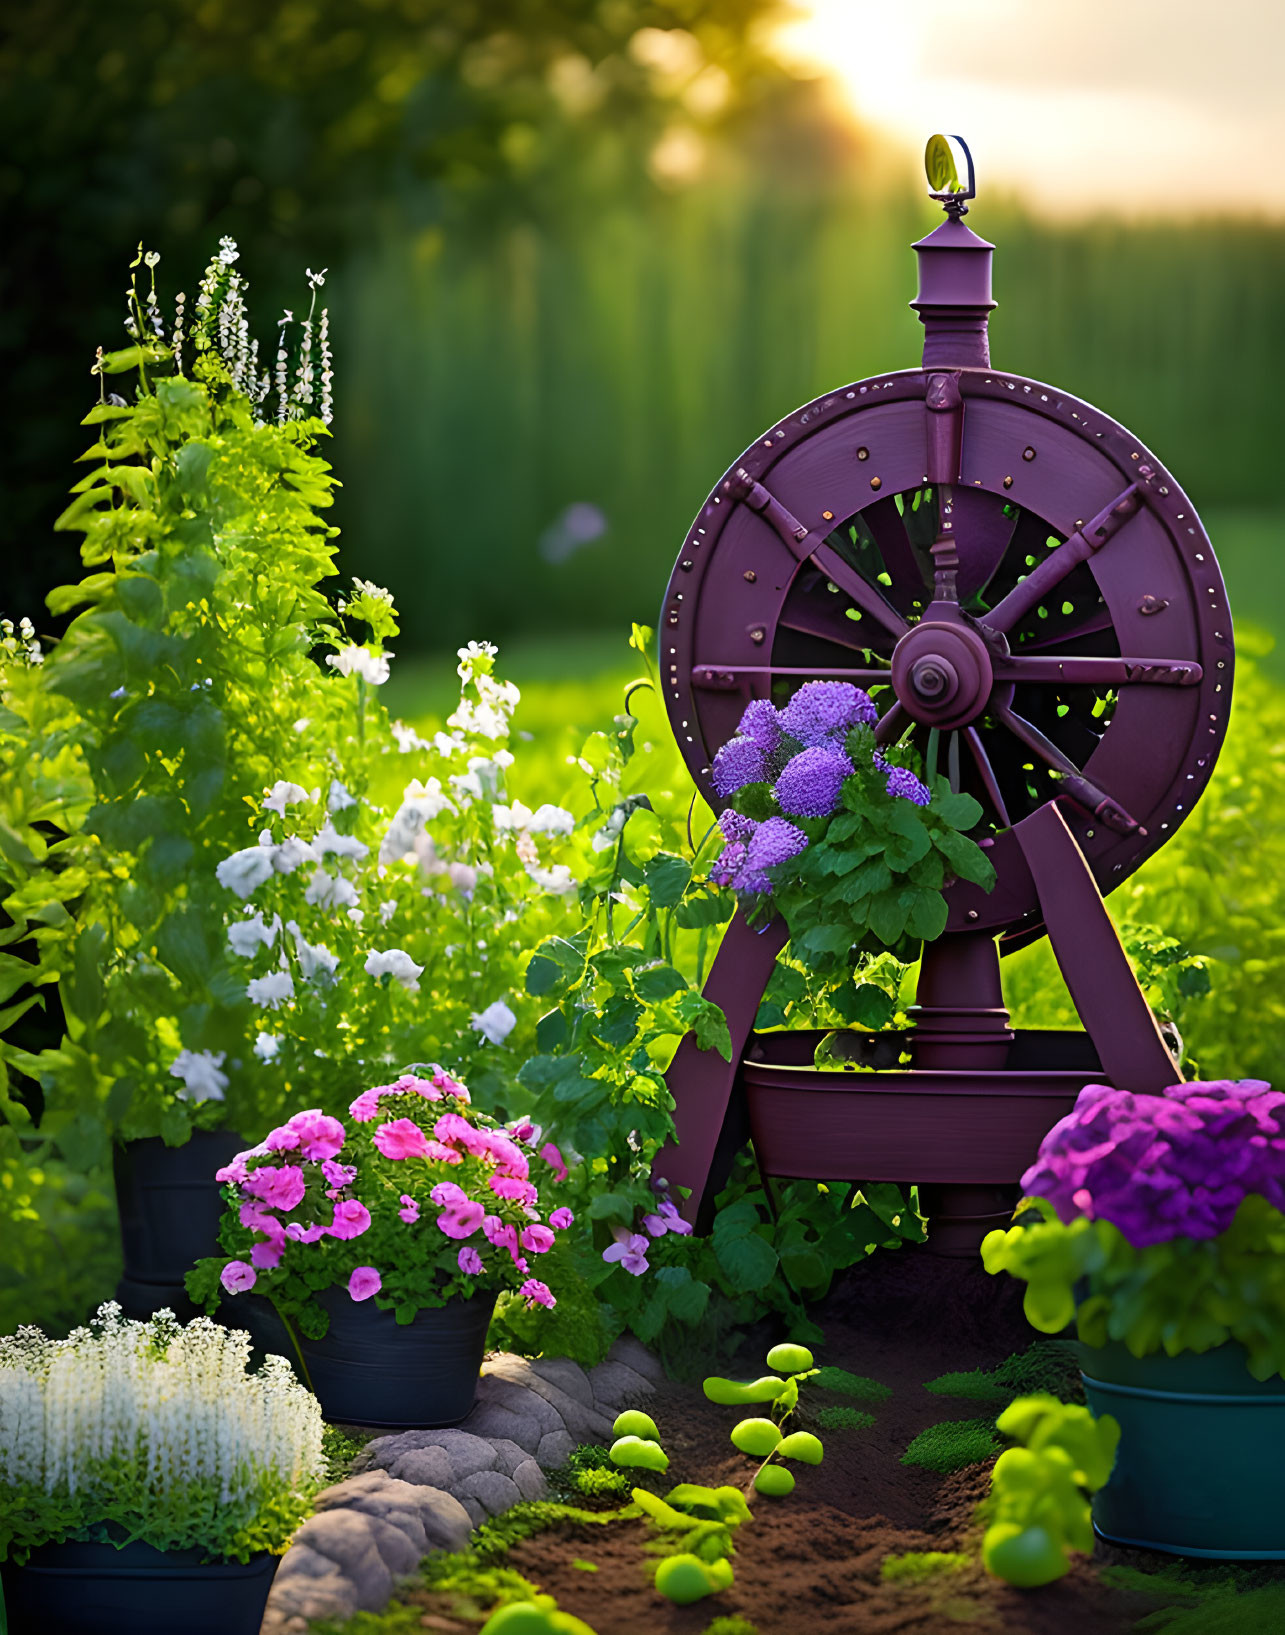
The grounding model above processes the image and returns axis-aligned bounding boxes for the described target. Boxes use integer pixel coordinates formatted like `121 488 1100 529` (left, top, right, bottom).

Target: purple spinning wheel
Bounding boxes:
655 139 1233 1250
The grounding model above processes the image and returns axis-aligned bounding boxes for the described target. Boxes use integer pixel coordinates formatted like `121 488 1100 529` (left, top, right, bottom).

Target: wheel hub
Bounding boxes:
890 620 994 728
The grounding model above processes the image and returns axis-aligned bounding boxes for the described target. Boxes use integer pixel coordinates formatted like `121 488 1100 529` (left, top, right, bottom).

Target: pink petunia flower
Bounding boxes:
263 1124 302 1153
250 1239 283 1269
509 1119 537 1143
489 1174 538 1206
430 1180 468 1209
457 1246 484 1275
519 1278 556 1309
220 1260 257 1294
539 1142 568 1182
549 1206 574 1231
373 1118 432 1161
287 1110 346 1161
432 1068 468 1101
241 1164 307 1212
436 1197 486 1240
423 1140 463 1164
483 1214 519 1255
434 1112 488 1157
482 1133 529 1179
349 1089 381 1123
399 1193 420 1224
321 1159 358 1189
520 1224 555 1255
602 1233 650 1276
328 1198 372 1240
285 1219 329 1244
348 1266 382 1301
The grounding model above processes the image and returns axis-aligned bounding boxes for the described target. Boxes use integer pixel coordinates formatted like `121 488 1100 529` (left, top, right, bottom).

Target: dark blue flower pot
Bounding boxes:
298 1285 496 1428
1080 1338 1285 1558
113 1130 245 1319
0 1538 277 1635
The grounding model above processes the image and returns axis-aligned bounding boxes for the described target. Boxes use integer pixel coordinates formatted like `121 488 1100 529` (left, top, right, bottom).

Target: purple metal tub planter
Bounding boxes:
651 135 1232 1253
188 1071 572 1429
983 1080 1285 1559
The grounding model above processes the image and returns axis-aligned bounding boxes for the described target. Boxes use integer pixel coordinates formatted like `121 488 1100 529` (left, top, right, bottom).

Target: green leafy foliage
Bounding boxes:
982 1395 1120 1589
900 1419 1001 1474
981 1194 1285 1380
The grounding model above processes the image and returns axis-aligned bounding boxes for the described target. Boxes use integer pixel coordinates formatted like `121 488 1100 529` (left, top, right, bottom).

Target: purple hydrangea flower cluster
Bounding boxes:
1020 1079 1285 1247
709 811 808 895
884 765 931 806
779 681 878 745
775 744 853 819
711 735 767 798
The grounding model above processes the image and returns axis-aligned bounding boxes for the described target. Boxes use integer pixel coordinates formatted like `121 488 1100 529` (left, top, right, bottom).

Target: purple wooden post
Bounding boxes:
654 912 787 1227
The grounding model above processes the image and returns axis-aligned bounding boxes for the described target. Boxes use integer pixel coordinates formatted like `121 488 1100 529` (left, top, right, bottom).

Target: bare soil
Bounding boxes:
396 1246 1277 1635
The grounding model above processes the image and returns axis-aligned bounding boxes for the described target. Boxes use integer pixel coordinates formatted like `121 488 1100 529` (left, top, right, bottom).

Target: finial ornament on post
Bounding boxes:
911 133 994 369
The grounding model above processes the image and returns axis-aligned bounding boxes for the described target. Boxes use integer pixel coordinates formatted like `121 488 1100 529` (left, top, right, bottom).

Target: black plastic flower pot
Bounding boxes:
113 1129 245 1319
1080 1338 1285 1558
297 1286 497 1428
0 1538 278 1635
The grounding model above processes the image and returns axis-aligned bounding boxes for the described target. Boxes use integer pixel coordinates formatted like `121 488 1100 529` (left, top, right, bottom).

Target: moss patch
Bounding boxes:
880 1550 971 1583
320 1424 376 1488
900 1419 1001 1474
811 1366 892 1402
923 1341 1082 1405
810 1404 876 1432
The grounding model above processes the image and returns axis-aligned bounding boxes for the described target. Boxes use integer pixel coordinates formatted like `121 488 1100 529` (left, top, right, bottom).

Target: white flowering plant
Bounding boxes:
0 243 581 1174
186 1070 573 1338
0 1302 324 1565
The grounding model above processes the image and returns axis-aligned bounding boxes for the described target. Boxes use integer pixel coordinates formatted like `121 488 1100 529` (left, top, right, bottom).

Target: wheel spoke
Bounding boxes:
984 483 1142 635
947 728 961 792
996 654 1203 688
1014 606 1116 653
810 542 911 644
994 701 1145 835
691 662 889 690
964 726 1012 829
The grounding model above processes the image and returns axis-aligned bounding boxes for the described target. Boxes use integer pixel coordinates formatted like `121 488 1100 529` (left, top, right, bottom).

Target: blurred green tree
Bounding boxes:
0 0 801 620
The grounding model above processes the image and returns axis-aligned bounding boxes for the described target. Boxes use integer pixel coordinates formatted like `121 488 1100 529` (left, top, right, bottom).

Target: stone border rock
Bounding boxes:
263 1336 664 1632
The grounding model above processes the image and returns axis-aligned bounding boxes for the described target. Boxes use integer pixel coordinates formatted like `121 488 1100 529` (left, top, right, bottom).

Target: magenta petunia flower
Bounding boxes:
250 1239 283 1269
215 1145 266 1186
549 1206 574 1231
430 1180 467 1208
348 1266 381 1301
220 1260 257 1294
423 1139 463 1164
373 1118 432 1161
431 1067 469 1100
509 1119 537 1143
519 1278 556 1309
434 1111 489 1157
285 1219 329 1244
321 1159 357 1189
436 1197 486 1239
328 1198 372 1240
490 1173 538 1206
398 1193 420 1224
263 1124 302 1153
540 1141 568 1182
457 1246 484 1275
349 1090 382 1123
241 1163 307 1212
520 1223 555 1255
287 1110 347 1161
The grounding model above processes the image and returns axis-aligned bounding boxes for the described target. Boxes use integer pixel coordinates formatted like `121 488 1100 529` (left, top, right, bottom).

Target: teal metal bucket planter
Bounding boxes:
1080 1339 1285 1558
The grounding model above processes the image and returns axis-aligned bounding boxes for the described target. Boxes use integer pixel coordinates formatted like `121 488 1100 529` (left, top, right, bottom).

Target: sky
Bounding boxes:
769 0 1285 218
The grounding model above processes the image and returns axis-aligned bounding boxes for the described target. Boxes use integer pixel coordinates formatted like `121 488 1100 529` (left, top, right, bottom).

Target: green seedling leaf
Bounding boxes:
666 1483 753 1526
730 1417 781 1457
753 1464 796 1497
612 1409 660 1443
479 1601 601 1635
632 1488 693 1530
981 1522 1070 1588
654 1553 728 1605
776 1431 824 1465
703 1374 788 1406
609 1434 669 1472
766 1342 815 1374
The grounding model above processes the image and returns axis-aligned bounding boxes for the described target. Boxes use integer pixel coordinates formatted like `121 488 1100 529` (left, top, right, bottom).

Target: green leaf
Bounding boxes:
905 890 949 942
675 890 734 929
868 887 914 945
714 1230 779 1293
644 853 691 908
526 935 585 996
623 807 663 866
838 982 896 1029
930 784 984 831
588 1191 636 1221
633 962 686 1000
